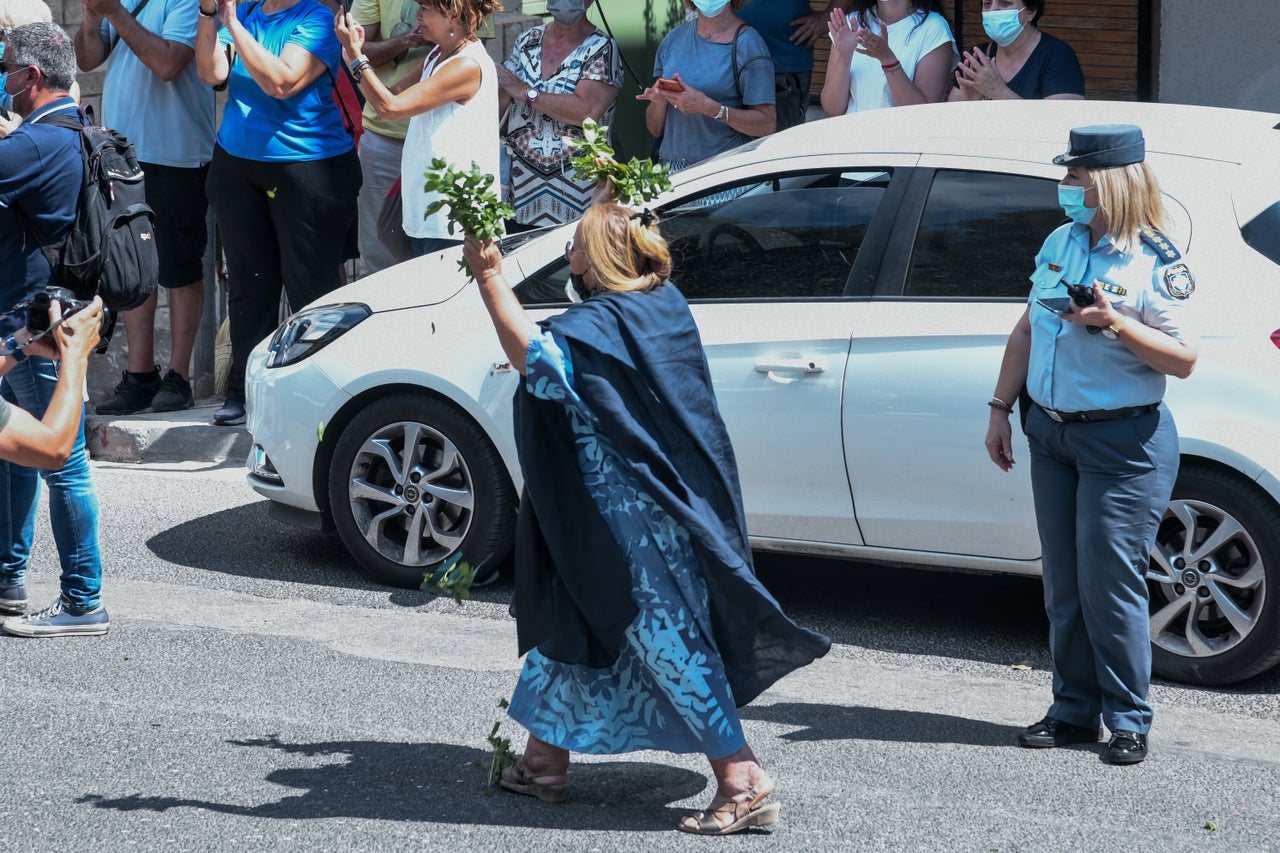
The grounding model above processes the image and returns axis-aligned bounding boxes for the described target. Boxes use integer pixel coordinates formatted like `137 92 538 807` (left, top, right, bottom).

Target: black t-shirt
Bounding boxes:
981 32 1085 99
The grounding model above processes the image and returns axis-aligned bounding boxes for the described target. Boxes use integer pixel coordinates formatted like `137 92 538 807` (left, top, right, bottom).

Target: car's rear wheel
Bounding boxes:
328 394 515 589
1148 464 1280 685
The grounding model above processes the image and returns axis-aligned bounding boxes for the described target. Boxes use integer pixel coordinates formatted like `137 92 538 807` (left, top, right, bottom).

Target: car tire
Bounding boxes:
328 394 516 589
1148 464 1280 685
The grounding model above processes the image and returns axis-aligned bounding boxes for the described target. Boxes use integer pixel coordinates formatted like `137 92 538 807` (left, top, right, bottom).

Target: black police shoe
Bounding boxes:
1106 730 1148 765
96 367 161 415
1017 716 1100 749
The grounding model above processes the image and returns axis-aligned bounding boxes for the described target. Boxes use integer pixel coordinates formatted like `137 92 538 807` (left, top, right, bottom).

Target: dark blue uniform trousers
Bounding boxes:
1026 403 1179 734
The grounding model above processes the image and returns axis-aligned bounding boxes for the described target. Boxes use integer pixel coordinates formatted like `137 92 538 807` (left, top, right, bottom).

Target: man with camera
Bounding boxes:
0 22 111 637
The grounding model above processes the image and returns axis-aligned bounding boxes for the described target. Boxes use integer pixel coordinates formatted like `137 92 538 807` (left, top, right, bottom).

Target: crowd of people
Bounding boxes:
1 0 1190 838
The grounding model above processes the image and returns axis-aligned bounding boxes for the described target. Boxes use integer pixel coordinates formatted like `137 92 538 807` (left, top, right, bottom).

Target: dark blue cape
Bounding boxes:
512 283 830 707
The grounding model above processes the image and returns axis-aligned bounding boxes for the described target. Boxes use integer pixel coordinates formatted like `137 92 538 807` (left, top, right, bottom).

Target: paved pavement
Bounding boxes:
86 398 252 465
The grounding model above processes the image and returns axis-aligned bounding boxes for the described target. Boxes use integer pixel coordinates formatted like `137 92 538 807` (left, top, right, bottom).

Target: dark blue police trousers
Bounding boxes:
1026 403 1179 734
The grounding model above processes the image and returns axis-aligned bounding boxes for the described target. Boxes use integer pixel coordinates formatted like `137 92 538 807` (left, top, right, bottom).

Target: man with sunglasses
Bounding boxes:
0 22 111 637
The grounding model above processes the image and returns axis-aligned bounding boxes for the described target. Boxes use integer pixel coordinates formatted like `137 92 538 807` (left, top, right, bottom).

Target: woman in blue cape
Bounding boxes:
462 203 830 835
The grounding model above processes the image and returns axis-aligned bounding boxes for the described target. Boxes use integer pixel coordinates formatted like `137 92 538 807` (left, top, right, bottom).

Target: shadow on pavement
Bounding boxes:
741 703 1024 748
77 736 709 831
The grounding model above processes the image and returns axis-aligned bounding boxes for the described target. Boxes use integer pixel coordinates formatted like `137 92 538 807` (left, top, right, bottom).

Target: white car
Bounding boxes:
245 100 1280 686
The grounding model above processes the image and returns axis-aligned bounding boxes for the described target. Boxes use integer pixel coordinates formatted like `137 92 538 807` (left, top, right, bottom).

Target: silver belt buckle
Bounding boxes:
1045 408 1064 423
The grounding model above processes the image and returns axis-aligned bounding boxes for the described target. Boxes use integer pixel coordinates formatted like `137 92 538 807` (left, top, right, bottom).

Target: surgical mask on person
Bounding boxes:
1058 183 1096 225
567 270 592 302
0 45 15 114
546 0 586 25
982 8 1025 46
691 0 731 17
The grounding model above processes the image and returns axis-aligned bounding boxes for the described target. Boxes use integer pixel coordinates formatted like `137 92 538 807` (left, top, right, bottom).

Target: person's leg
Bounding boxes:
95 292 161 415
206 147 283 409
166 281 204 380
1074 410 1179 737
676 742 778 834
268 150 362 313
355 130 403 276
150 162 210 396
0 372 40 607
1027 407 1102 729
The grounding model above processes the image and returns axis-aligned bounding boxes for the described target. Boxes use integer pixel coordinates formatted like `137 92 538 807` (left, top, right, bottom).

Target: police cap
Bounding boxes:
1052 124 1145 168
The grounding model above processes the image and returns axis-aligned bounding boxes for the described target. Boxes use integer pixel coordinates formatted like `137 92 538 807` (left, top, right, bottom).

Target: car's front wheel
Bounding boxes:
328 394 516 589
1148 464 1280 685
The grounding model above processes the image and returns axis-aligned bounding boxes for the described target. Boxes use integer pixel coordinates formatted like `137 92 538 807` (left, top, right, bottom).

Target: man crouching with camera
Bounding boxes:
0 21 111 637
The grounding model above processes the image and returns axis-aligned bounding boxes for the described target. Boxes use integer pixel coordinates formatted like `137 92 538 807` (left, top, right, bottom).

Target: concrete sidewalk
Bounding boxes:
86 399 252 465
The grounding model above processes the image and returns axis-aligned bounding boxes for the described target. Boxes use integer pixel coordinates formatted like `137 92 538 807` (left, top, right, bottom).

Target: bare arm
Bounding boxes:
227 6 329 99
790 0 855 48
462 237 538 374
639 84 669 137
1069 283 1199 379
660 72 774 138
984 307 1031 471
358 21 428 68
196 0 230 85
496 65 618 128
883 42 953 106
820 7 854 115
80 0 196 80
75 5 111 70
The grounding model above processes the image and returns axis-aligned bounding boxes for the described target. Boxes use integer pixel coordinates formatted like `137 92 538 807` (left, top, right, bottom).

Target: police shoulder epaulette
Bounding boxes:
1139 226 1182 264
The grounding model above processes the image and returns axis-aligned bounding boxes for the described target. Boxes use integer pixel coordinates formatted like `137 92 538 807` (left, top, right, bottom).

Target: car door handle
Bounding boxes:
753 357 825 375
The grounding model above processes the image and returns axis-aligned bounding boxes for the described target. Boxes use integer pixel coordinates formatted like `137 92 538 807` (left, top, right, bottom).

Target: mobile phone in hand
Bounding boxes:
656 77 685 93
1036 296 1073 314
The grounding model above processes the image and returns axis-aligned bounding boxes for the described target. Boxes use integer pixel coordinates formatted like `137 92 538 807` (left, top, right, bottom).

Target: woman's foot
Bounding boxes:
499 736 570 803
677 782 779 835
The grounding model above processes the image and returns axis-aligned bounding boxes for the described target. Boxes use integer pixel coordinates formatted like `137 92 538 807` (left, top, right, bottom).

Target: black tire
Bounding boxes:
328 394 516 589
1148 464 1280 685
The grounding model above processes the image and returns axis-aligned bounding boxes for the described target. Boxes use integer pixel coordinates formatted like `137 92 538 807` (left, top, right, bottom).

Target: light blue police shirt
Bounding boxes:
100 0 215 168
1027 222 1193 413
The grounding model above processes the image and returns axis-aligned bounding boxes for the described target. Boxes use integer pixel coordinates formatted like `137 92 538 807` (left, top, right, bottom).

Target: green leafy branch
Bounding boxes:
422 158 515 277
565 118 672 206
422 554 484 604
473 698 518 794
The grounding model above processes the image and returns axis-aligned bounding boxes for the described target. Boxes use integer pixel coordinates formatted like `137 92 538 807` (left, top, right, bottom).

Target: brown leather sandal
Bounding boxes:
499 761 568 804
677 785 780 835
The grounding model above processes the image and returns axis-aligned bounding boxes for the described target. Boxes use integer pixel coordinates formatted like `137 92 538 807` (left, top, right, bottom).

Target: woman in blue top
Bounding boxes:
196 0 361 426
949 0 1085 101
462 203 829 834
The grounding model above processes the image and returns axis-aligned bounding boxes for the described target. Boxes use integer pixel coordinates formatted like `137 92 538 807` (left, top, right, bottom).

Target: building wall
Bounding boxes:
1154 0 1280 113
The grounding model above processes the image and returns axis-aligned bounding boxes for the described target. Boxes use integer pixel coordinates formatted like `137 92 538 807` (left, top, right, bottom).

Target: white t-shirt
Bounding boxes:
402 40 500 239
842 10 956 114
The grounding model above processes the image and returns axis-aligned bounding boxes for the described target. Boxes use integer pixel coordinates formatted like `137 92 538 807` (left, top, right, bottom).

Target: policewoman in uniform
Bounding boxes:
984 125 1199 765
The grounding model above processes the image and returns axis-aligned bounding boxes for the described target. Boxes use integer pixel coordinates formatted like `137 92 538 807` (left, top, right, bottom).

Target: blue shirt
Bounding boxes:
653 21 775 166
217 0 351 162
737 0 814 73
1027 222 1194 412
100 0 216 167
0 98 83 334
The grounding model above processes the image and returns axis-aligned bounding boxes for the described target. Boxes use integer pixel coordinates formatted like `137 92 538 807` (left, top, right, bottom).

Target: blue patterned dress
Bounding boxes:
507 331 746 759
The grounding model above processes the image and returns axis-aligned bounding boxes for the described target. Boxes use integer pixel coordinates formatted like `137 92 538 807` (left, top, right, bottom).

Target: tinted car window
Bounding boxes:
514 170 891 306
906 171 1064 299
1242 200 1280 266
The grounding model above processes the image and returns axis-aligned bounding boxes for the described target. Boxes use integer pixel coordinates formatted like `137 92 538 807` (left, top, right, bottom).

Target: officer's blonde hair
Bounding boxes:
578 203 671 294
1091 162 1169 254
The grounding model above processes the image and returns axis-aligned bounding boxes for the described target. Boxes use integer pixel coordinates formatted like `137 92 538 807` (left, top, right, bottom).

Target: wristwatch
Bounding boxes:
3 333 27 362
524 87 539 107
1101 317 1125 340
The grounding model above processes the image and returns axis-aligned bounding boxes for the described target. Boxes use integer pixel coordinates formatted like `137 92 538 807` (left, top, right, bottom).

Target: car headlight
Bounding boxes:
267 303 371 368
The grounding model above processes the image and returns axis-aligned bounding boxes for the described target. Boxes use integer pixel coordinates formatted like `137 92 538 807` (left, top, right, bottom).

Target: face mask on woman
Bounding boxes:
982 8 1025 47
546 0 586 26
1058 184 1097 225
692 0 732 17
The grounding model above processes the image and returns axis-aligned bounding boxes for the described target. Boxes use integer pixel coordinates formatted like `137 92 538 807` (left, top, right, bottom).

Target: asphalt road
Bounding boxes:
2 462 1278 851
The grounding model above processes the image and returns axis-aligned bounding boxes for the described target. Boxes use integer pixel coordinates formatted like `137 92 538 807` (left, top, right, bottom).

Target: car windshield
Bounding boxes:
1241 200 1280 267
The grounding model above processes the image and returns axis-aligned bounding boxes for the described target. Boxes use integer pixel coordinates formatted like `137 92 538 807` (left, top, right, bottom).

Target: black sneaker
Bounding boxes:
151 369 194 412
213 398 246 426
96 368 161 415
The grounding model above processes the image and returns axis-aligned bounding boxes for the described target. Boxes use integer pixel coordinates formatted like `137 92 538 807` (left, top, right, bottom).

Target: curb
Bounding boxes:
85 399 252 465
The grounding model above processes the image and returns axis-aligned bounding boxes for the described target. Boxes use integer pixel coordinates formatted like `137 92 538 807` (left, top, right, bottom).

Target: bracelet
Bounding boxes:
714 103 730 123
198 5 217 17
988 396 1013 413
3 333 27 363
348 54 370 72
881 60 901 73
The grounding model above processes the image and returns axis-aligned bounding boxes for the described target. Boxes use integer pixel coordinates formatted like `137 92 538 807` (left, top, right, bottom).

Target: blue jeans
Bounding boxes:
0 357 103 611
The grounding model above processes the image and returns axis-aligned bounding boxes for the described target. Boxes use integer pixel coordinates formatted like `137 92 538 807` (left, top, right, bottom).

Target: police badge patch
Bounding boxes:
1163 263 1196 299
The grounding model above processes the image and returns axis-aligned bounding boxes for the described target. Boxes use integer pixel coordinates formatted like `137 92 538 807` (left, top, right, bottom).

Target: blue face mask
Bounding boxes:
1058 183 1097 225
0 44 11 113
982 8 1025 47
692 0 731 16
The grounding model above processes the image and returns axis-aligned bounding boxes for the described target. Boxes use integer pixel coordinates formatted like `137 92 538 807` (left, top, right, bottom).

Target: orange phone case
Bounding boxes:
656 77 685 93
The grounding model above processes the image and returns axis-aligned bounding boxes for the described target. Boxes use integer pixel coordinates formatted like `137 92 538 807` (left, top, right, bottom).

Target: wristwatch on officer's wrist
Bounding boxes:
1101 316 1125 340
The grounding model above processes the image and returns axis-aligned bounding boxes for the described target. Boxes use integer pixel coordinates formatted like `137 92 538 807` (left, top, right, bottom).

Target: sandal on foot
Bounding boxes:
677 786 780 835
499 761 568 803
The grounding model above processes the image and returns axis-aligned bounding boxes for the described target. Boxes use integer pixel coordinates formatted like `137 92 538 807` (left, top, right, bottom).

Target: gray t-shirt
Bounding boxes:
654 21 775 167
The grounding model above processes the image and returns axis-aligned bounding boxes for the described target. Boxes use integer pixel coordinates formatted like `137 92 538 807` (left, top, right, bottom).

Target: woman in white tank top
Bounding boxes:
337 0 501 256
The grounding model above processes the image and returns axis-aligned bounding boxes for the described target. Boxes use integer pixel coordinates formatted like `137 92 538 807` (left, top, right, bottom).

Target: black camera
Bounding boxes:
14 287 115 354
1066 283 1096 307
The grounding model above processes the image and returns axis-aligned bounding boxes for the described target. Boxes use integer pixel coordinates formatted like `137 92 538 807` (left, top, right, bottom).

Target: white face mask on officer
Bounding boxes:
546 0 587 26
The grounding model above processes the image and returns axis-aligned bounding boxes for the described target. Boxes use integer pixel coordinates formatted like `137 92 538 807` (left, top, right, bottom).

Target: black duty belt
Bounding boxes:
1037 402 1160 424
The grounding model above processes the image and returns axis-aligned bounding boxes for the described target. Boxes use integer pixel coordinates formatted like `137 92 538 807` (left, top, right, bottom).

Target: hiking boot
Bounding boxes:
151 369 194 412
96 367 161 415
2 597 109 637
213 398 246 426
0 582 26 616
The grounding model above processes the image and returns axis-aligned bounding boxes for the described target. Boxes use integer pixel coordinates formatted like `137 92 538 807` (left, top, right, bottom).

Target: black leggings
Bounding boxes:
206 145 362 400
